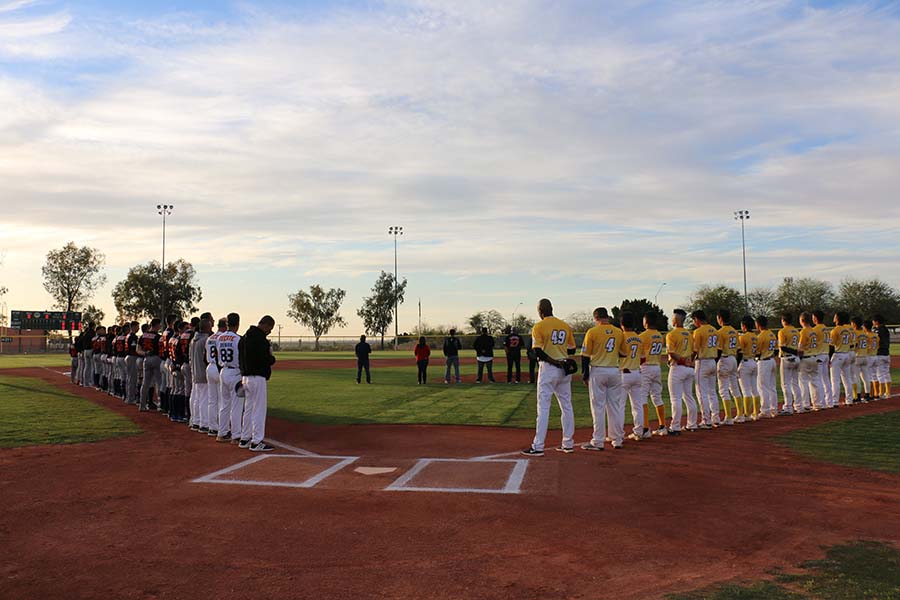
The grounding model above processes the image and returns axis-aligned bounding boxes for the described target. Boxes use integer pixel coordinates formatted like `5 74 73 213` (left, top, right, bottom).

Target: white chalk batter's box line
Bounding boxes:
192 454 359 489
192 455 530 494
385 458 529 495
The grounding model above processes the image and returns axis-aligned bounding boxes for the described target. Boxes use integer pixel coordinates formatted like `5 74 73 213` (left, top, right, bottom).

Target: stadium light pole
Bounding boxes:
0 300 6 354
157 204 174 318
388 226 403 350
734 210 750 308
654 282 667 306
511 302 522 328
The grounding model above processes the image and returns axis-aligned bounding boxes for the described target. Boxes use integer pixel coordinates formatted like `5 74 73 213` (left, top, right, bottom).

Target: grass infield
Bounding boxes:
668 540 900 599
0 375 141 448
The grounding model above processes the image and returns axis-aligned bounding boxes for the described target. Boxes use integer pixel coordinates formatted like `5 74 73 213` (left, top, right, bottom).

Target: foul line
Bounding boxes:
266 438 320 456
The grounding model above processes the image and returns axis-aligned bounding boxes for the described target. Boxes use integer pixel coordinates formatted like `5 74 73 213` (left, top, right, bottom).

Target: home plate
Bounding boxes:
355 467 398 475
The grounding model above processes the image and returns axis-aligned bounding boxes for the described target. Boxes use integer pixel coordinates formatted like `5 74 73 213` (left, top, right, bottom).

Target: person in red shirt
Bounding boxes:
414 336 431 384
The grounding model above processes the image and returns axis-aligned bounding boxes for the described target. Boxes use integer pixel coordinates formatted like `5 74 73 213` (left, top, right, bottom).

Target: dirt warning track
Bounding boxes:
1 367 899 599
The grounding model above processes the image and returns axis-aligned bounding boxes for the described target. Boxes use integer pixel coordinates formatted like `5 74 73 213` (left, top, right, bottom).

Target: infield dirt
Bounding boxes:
1 366 898 600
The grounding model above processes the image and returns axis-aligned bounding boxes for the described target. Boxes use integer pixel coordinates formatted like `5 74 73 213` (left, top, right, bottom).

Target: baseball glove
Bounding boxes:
235 382 246 398
562 358 578 376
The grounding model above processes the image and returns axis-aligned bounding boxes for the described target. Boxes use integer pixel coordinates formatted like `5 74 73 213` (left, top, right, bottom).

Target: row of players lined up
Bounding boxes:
521 300 893 456
69 313 278 452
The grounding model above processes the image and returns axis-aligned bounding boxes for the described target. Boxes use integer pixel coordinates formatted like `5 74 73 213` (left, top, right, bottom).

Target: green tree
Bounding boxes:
509 313 536 333
42 242 107 312
835 278 900 322
612 298 668 331
80 304 106 326
111 259 202 321
41 242 106 339
684 284 745 327
746 287 777 321
288 285 347 351
773 277 835 318
565 311 595 333
467 310 507 334
357 271 408 350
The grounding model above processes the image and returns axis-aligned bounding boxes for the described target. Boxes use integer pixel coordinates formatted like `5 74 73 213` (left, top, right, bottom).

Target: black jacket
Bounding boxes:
443 336 462 357
239 326 276 380
473 334 495 358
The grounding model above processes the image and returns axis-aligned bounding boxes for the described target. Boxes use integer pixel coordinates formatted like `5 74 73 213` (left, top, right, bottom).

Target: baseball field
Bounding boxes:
2 352 899 599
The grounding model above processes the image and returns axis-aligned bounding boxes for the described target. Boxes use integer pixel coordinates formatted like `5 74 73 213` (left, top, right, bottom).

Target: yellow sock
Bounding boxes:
852 383 858 398
723 399 732 420
741 397 749 416
872 382 878 397
655 404 666 427
753 397 760 416
643 404 650 430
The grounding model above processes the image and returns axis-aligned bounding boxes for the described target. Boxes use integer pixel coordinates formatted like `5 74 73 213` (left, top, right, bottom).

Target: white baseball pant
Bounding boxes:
668 363 697 431
799 357 825 410
831 352 854 404
856 355 871 396
241 375 269 445
640 364 664 408
206 363 221 432
819 357 834 407
738 359 758 403
531 362 574 452
779 357 802 412
622 370 642 436
586 367 623 445
717 355 740 409
219 367 242 436
757 358 777 415
695 358 718 425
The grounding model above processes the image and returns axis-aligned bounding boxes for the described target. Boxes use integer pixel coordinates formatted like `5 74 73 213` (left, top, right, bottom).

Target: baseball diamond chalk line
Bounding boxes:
191 454 360 488
194 438 531 494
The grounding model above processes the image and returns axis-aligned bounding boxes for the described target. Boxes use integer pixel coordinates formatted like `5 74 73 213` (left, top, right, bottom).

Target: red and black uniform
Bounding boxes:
141 331 161 356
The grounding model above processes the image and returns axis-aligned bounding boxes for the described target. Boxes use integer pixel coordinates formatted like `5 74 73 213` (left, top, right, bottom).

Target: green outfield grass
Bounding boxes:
668 540 900 599
0 354 73 369
777 409 900 474
0 375 141 448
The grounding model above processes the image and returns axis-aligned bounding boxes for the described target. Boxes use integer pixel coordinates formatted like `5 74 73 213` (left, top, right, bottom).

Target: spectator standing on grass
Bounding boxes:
237 316 276 452
473 327 496 383
503 326 523 384
443 329 462 384
414 336 431 384
355 334 372 384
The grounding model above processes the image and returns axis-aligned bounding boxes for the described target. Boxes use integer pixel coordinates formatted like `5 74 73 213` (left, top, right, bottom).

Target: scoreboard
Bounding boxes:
10 310 82 331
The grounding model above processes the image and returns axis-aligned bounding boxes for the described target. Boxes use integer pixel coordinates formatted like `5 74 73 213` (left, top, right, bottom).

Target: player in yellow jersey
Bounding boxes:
848 317 865 403
830 312 855 406
640 313 668 436
813 310 835 408
797 312 825 411
777 313 803 415
690 310 720 429
755 316 778 418
856 318 875 402
522 299 577 456
666 309 698 433
872 315 891 399
619 313 647 442
580 307 625 450
737 316 760 420
716 309 741 425
866 321 881 399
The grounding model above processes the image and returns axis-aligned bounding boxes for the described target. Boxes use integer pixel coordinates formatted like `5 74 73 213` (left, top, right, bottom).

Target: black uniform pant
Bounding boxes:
357 359 370 383
476 360 495 382
507 353 521 382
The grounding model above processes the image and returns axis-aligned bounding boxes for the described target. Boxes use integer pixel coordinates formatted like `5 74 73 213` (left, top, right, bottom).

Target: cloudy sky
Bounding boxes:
1 0 899 335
